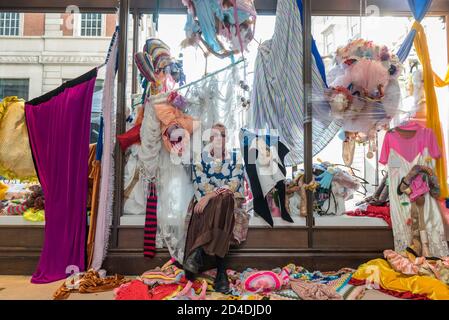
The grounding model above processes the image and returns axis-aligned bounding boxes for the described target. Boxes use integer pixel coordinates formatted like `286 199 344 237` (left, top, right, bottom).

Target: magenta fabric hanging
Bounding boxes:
25 68 97 284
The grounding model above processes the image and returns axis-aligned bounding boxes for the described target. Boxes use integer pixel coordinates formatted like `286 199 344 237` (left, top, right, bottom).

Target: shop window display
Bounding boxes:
121 13 449 230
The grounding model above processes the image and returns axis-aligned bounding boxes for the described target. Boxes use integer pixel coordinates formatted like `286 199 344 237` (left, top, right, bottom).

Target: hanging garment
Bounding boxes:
25 68 97 284
0 96 36 180
138 93 194 263
144 182 158 258
379 122 449 257
250 0 340 165
240 129 293 226
91 28 119 271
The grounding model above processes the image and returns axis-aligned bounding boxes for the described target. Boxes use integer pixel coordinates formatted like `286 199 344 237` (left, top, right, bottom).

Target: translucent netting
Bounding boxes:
179 61 249 150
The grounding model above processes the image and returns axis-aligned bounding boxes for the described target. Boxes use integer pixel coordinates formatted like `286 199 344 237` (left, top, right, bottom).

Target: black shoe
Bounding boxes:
214 271 230 293
183 247 203 274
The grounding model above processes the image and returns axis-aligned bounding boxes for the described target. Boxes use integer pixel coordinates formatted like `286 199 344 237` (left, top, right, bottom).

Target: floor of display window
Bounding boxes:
0 275 403 300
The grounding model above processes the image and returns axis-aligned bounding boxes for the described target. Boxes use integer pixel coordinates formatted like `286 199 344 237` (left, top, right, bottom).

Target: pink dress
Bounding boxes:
380 122 449 257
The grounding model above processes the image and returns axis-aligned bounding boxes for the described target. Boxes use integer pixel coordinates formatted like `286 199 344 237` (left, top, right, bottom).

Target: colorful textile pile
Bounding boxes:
350 252 449 300
0 183 44 222
111 260 361 300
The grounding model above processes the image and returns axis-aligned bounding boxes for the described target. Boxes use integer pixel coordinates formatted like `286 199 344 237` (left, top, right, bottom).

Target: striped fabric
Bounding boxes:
250 0 341 165
144 182 158 258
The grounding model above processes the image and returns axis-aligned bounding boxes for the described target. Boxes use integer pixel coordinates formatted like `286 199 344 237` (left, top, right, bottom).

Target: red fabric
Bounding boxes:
115 280 151 300
117 124 141 151
346 205 391 227
149 284 180 300
348 278 430 300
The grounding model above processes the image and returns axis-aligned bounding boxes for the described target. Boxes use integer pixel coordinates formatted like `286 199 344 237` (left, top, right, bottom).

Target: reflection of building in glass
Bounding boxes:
0 13 155 101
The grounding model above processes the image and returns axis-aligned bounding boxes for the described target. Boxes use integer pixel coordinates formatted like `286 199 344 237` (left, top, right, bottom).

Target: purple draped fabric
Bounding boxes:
25 68 97 284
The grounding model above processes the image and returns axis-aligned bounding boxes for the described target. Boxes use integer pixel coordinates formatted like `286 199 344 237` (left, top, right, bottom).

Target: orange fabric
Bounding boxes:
134 105 145 127
412 21 448 198
153 103 196 153
86 144 101 269
434 67 449 88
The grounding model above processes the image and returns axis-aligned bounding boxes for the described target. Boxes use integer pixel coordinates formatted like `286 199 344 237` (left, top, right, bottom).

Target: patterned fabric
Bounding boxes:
144 182 158 258
192 149 244 201
290 280 342 300
250 0 341 165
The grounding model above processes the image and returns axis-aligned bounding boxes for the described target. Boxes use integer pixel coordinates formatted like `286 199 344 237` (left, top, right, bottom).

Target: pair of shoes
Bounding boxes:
183 247 203 274
214 271 230 293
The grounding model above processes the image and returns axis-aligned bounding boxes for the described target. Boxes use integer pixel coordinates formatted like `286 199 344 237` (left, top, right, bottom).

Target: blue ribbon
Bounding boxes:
396 0 433 62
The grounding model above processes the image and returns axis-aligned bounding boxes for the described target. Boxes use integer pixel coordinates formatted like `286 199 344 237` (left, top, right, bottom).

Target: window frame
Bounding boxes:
75 12 105 37
0 12 22 37
0 78 30 100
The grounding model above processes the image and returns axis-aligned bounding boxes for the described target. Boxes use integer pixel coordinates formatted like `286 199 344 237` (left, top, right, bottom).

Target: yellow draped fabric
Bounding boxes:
412 21 448 198
352 259 449 300
434 67 449 88
0 181 8 200
0 96 37 180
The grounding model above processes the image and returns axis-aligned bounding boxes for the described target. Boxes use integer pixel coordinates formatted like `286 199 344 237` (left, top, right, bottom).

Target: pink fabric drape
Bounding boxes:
25 68 97 284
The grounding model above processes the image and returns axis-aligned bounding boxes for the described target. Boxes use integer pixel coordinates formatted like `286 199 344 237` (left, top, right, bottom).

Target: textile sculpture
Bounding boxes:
91 27 119 270
250 0 340 165
182 0 256 57
0 96 36 180
240 128 293 227
25 68 97 283
136 62 248 262
324 39 404 154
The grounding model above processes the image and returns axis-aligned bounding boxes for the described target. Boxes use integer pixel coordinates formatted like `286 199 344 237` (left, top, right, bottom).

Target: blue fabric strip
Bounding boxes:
95 116 104 161
296 0 328 87
396 0 432 62
397 29 417 63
